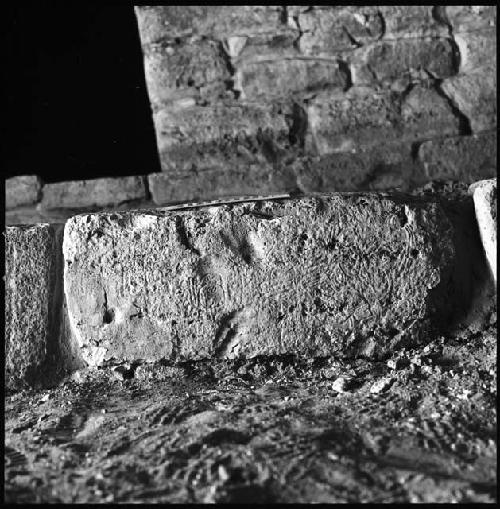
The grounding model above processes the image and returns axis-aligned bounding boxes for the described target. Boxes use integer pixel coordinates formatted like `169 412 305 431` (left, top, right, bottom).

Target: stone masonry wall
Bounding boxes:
135 5 497 204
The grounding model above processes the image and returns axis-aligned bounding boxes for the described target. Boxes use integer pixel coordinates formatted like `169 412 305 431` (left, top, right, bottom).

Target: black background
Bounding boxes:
4 3 160 183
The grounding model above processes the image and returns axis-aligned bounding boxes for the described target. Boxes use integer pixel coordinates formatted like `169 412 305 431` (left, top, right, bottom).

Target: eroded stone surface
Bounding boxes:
441 69 497 133
143 39 231 108
307 86 460 155
148 168 297 205
418 132 497 183
63 194 455 366
470 179 497 283
40 176 147 210
352 38 457 87
6 175 42 209
5 224 60 389
235 59 348 100
454 29 497 74
153 103 290 171
134 6 287 44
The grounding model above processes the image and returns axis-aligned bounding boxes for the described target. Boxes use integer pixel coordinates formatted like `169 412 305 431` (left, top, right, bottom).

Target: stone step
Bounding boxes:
5 190 496 390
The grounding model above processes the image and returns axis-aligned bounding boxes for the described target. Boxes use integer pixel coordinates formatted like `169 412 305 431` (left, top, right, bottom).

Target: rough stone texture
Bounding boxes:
296 7 385 55
5 225 59 389
379 6 449 39
6 175 42 209
470 179 497 283
153 103 290 171
134 6 287 44
446 5 497 33
306 86 460 155
135 5 497 199
235 59 348 100
63 194 455 367
148 168 297 206
441 68 497 133
418 132 497 183
454 29 496 74
352 38 457 87
142 39 231 109
40 176 147 210
293 143 418 193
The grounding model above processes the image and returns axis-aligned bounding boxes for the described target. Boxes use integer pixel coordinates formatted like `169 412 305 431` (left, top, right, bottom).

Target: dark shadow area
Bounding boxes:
3 3 160 183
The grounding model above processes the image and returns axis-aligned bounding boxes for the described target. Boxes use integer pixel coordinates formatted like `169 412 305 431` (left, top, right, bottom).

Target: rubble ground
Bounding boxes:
5 318 497 503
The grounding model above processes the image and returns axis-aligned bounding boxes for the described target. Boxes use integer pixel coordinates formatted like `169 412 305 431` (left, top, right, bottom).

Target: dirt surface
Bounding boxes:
5 314 497 504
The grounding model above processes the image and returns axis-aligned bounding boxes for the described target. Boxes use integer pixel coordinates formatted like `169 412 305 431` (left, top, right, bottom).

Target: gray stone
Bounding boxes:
469 179 497 283
148 166 297 205
441 68 497 133
6 175 42 209
228 31 298 62
418 132 497 183
63 194 455 366
235 59 348 100
454 29 496 74
134 6 287 44
445 5 497 33
5 224 60 389
352 38 457 87
297 7 384 56
379 6 449 38
40 176 147 210
143 39 231 108
306 86 460 155
153 103 289 171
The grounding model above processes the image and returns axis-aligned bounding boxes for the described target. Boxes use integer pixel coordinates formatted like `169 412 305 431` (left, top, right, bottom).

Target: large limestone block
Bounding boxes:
63 194 455 366
40 176 147 210
470 179 497 283
5 224 61 389
6 175 42 209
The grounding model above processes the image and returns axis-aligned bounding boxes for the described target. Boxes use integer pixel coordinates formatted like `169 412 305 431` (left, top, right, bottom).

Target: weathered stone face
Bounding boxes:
5 224 60 389
470 179 497 283
6 175 42 209
135 5 496 199
418 132 497 183
40 176 147 210
63 194 455 366
306 86 460 156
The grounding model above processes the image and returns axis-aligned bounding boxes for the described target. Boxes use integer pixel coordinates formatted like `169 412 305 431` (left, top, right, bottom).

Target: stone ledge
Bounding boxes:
63 193 457 366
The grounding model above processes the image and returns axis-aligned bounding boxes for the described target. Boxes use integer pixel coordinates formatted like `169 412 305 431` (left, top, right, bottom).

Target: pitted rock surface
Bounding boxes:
5 224 61 389
63 193 455 366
